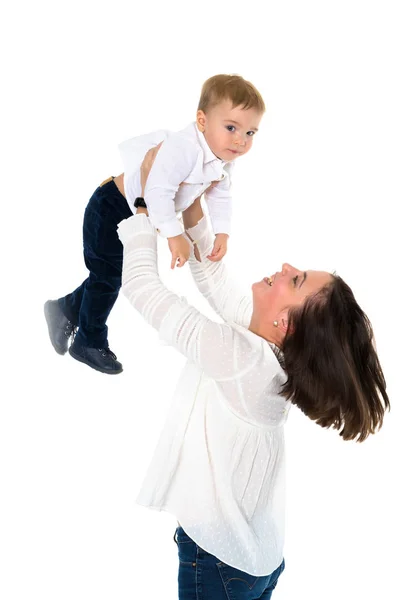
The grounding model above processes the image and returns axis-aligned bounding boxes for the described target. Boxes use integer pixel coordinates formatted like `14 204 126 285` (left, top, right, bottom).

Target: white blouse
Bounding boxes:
117 213 291 576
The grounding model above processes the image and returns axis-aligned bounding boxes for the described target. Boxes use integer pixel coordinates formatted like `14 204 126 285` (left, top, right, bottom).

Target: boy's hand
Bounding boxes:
168 234 191 269
207 233 229 262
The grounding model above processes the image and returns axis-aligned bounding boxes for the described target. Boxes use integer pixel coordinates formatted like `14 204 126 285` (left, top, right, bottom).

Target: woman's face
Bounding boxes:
252 263 333 327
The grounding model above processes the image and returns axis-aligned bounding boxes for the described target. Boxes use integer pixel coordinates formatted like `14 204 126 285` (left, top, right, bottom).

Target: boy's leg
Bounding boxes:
69 178 132 373
59 178 132 373
58 279 86 328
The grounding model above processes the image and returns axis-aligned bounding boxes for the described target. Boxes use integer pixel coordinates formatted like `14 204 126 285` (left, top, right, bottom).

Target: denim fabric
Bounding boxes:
174 527 285 600
58 179 132 348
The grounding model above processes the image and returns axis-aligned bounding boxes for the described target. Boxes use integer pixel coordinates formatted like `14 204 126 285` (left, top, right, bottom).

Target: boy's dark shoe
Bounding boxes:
44 300 77 355
69 341 123 375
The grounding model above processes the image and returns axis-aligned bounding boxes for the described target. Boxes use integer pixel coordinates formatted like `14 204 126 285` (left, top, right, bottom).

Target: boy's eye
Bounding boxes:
293 275 299 286
247 131 255 137
226 125 236 132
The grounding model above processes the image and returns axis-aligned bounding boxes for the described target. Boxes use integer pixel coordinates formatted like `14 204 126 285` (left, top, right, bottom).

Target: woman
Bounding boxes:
116 148 389 599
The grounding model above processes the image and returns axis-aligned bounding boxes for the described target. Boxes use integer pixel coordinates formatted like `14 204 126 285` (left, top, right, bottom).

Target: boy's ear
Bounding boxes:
196 110 206 132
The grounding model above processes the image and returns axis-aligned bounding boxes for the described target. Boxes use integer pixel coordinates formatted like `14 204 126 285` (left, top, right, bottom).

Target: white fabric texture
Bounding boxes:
117 213 290 576
118 122 234 238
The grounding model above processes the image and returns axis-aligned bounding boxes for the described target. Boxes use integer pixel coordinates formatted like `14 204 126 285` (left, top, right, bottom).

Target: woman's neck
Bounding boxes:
248 314 282 348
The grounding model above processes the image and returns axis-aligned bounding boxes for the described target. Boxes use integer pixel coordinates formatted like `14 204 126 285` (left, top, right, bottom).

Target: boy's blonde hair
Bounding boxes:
198 74 265 114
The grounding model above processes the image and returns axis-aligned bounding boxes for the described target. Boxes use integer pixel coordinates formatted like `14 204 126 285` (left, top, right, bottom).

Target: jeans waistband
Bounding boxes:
99 176 114 187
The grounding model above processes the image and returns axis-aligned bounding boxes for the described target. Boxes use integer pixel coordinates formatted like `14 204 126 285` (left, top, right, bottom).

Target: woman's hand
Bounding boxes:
140 142 163 196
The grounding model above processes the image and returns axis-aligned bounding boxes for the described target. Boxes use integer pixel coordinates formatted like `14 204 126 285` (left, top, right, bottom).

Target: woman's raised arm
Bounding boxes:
183 205 252 328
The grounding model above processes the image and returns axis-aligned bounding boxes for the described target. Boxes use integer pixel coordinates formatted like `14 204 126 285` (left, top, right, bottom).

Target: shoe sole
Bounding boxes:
44 301 67 355
69 347 123 375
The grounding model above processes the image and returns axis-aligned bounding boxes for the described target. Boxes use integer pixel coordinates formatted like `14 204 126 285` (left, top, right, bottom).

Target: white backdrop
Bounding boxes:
1 1 399 599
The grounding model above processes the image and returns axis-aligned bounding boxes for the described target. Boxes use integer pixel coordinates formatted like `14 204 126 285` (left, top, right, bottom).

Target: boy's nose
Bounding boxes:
234 135 246 146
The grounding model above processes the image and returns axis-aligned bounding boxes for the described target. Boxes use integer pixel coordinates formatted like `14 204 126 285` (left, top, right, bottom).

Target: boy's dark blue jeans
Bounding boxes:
174 526 285 600
58 178 132 349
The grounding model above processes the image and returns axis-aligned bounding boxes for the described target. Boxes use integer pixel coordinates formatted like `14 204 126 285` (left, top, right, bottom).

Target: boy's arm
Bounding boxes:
144 137 199 238
203 164 234 236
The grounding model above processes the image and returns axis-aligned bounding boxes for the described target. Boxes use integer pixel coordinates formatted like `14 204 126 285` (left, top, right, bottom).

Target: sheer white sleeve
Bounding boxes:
185 216 253 328
117 215 286 425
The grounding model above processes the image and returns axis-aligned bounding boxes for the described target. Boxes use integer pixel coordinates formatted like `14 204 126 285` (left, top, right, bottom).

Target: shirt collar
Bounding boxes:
193 122 227 167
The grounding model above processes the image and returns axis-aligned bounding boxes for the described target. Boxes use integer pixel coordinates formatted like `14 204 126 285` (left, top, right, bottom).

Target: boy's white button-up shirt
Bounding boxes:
119 122 234 238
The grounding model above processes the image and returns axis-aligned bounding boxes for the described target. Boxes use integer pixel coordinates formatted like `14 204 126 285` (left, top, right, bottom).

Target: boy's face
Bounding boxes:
196 100 263 162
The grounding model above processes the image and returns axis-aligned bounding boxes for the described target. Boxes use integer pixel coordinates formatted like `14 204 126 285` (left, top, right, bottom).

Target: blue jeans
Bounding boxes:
58 178 132 348
174 526 285 600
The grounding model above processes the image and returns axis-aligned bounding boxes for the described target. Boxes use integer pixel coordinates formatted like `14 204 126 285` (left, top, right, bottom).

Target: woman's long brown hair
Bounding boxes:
281 276 390 442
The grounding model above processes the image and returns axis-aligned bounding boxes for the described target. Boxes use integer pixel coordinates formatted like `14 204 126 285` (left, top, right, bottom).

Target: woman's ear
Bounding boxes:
276 310 292 335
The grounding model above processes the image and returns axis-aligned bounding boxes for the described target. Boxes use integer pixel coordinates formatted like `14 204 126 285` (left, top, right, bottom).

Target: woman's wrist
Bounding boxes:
134 197 148 216
136 207 148 216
